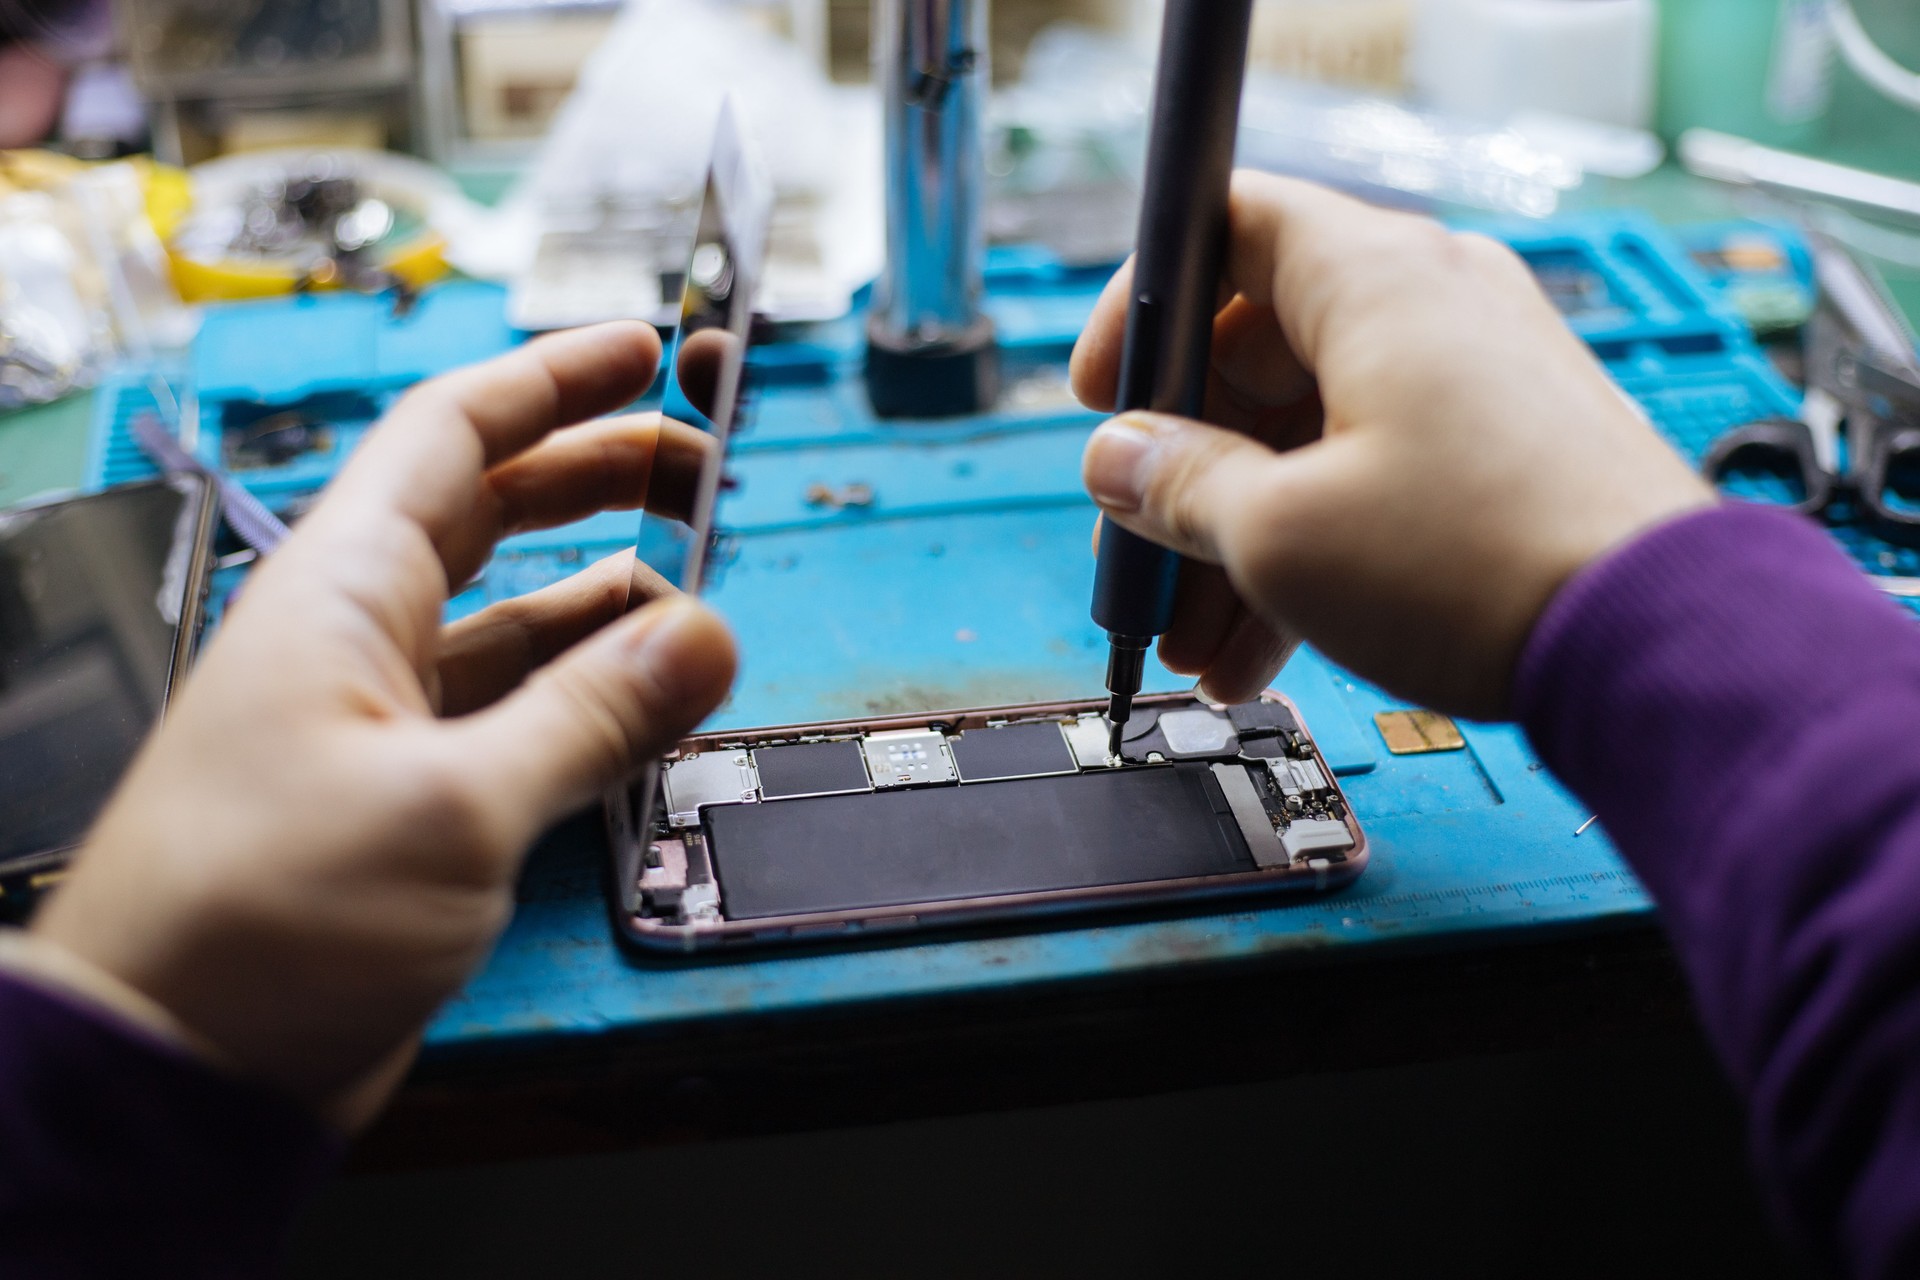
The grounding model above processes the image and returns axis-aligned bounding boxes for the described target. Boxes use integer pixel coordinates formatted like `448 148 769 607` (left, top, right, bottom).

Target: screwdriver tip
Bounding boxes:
1104 693 1130 760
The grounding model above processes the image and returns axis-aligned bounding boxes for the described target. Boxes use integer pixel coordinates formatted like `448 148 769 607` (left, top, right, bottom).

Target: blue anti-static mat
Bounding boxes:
88 219 1838 1050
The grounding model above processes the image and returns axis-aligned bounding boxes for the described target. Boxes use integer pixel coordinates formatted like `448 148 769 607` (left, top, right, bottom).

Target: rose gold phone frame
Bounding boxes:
611 688 1367 952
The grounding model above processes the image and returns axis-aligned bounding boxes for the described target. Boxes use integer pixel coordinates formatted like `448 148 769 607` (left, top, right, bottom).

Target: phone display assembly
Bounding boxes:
604 98 774 918
0 475 218 894
604 102 1367 952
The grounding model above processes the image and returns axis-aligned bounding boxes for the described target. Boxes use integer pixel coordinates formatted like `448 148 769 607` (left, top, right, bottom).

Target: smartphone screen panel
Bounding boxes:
0 476 215 873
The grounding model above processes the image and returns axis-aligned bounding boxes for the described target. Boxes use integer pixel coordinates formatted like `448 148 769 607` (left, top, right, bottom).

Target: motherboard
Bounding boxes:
634 695 1358 935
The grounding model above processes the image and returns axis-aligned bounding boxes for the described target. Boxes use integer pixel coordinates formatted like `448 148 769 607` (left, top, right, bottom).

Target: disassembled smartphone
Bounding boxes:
0 474 218 905
623 691 1364 949
604 101 1367 952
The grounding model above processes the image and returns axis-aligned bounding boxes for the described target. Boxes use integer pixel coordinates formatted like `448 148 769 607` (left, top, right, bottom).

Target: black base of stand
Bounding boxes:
864 317 1000 419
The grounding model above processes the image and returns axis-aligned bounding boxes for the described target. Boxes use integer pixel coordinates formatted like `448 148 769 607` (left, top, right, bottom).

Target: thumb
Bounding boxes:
454 596 736 828
1082 411 1304 564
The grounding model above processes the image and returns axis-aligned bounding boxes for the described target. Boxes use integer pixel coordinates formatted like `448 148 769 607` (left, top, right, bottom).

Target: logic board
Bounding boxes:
622 691 1364 948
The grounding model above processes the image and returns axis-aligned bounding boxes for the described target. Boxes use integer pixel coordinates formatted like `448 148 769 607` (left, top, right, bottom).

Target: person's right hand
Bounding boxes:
1073 172 1715 719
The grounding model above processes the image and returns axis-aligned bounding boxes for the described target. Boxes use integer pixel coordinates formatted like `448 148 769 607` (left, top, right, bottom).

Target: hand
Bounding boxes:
1073 172 1714 718
32 323 737 1129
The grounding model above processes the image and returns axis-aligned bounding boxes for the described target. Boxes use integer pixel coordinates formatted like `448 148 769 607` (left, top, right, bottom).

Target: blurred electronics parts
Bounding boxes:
0 152 192 409
117 0 419 161
161 148 469 303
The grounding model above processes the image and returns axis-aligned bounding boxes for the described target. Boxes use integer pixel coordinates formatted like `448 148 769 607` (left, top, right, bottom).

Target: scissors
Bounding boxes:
1703 234 1920 546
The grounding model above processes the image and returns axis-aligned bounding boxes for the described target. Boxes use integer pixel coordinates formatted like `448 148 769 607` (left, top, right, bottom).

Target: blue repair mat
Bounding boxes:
86 217 1832 1051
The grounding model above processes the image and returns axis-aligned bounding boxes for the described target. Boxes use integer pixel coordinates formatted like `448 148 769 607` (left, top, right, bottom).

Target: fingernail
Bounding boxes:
626 600 715 703
1083 419 1160 512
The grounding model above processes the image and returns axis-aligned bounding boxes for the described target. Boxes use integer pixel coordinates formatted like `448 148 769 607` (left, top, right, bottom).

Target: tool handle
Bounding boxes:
1125 0 1254 419
1090 0 1253 640
1092 522 1182 637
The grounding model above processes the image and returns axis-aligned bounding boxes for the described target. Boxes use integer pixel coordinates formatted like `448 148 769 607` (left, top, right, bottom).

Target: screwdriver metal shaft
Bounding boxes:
1104 635 1150 758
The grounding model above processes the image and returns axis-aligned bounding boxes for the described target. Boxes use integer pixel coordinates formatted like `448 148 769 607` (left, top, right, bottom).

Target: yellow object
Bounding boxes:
160 148 454 303
140 158 193 239
166 232 448 303
0 145 454 314
0 151 190 221
1373 709 1467 755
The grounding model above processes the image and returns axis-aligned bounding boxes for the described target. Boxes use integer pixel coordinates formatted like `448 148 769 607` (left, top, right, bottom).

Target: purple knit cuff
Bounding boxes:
1513 500 1911 888
1514 505 1718 715
0 969 342 1276
1515 502 1884 737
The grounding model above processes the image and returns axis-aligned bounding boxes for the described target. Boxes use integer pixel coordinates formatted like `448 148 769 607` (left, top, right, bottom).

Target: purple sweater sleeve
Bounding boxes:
1517 502 1920 1278
0 969 340 1278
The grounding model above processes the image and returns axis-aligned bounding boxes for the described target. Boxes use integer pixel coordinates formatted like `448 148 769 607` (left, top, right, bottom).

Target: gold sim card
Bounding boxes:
1373 709 1466 755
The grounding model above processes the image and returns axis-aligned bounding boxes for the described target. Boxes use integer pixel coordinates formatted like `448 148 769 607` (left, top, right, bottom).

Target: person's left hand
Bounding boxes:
32 322 736 1130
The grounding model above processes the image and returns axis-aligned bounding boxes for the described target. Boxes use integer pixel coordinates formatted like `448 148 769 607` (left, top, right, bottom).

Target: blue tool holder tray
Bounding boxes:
79 212 1904 1053
89 212 1823 568
90 212 1834 577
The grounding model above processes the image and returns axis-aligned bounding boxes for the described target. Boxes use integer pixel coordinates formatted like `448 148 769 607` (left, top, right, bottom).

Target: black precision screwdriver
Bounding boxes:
1092 0 1255 757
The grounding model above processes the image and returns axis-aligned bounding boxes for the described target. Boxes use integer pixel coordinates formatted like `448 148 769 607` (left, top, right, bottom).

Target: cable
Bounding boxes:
1828 0 1920 112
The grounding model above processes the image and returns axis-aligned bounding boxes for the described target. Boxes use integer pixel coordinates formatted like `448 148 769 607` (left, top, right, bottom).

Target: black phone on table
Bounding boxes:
0 474 218 910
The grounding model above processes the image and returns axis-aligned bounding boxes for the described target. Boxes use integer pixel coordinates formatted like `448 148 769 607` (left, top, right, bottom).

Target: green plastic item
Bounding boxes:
0 394 91 509
1657 0 1835 148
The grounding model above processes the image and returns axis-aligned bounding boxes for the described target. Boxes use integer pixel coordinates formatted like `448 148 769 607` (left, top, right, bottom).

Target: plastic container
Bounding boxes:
1411 0 1658 129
